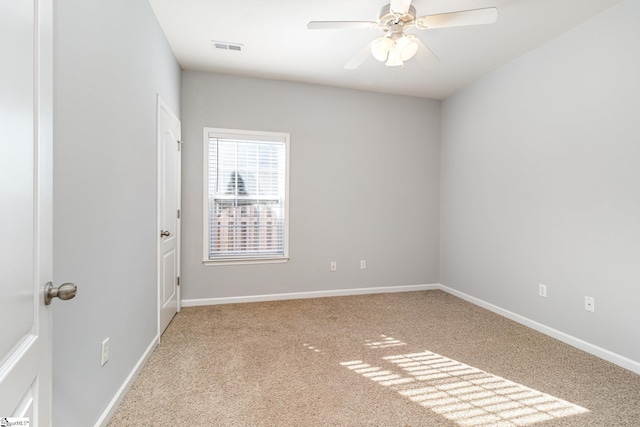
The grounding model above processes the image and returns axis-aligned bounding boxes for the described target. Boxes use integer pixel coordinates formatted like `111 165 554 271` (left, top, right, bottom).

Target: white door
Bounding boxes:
0 0 54 425
157 97 182 335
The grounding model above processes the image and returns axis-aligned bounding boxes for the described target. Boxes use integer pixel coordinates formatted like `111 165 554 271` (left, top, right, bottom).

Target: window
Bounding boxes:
203 128 289 265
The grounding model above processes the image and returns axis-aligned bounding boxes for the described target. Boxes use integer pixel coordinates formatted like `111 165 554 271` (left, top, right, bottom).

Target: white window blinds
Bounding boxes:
205 129 288 262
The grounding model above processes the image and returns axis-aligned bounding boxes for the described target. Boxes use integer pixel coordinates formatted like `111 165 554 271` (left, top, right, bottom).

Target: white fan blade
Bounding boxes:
415 7 498 29
411 36 440 68
390 0 412 15
307 21 378 30
344 41 375 70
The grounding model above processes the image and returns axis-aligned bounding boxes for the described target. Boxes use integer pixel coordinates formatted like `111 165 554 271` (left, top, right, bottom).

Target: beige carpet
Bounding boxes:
108 290 640 426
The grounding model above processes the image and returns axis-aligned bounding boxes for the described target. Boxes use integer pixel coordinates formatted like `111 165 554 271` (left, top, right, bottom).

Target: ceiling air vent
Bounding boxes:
211 40 243 52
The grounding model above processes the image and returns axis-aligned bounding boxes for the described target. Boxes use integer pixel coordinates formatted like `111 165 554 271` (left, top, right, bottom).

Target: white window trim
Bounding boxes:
202 127 290 266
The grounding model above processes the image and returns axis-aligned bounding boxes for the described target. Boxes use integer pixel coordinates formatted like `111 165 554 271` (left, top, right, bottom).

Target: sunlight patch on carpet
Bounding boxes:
365 334 407 349
340 337 589 426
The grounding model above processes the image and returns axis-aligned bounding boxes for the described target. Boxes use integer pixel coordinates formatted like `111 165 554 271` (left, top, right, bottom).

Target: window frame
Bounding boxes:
202 127 290 266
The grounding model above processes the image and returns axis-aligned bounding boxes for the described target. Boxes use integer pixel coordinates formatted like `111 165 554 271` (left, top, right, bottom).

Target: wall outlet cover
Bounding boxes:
585 296 595 312
101 338 110 366
539 284 547 298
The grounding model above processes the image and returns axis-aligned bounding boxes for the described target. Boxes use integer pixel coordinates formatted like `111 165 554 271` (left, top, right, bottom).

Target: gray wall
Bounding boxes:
181 71 441 300
440 0 640 364
53 0 180 426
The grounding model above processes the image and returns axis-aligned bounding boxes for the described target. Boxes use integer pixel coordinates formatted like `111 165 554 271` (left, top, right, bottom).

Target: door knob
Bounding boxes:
160 230 171 237
44 282 77 305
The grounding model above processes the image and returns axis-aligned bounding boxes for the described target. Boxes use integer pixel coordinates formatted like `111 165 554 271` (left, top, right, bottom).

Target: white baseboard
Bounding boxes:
181 283 440 307
94 334 160 427
438 284 640 375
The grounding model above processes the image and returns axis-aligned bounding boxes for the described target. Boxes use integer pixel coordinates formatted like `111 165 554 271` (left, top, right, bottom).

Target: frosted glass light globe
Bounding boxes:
397 35 419 61
385 45 403 66
371 36 393 62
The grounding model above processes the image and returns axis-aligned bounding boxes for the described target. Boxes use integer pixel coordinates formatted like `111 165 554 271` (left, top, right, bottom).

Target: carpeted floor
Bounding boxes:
108 290 640 426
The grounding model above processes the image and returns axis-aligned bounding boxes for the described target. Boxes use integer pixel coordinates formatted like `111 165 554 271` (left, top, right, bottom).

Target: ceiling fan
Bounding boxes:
307 0 498 69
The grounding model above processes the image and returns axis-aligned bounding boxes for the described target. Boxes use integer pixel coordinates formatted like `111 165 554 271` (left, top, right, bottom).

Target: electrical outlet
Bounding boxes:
585 296 595 312
330 261 337 272
538 284 547 298
101 338 110 366
360 260 366 269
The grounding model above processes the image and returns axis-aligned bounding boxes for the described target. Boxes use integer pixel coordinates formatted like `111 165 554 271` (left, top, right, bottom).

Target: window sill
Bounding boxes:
203 257 289 267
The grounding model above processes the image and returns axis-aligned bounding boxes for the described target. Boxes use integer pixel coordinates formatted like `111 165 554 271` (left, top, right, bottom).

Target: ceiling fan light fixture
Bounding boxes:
382 33 417 66
371 36 392 62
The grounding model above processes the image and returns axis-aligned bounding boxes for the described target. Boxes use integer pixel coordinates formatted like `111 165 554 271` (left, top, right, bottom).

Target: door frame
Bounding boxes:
156 95 182 337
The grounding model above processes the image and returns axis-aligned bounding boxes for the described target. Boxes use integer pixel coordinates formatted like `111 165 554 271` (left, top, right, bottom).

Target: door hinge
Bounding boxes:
177 209 181 219
177 140 183 151
177 276 180 286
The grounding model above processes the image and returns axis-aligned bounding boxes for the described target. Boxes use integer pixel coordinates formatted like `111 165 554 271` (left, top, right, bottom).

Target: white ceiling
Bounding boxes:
148 0 622 100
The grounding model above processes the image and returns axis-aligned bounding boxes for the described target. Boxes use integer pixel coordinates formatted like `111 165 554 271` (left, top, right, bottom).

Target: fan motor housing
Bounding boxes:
378 4 417 29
